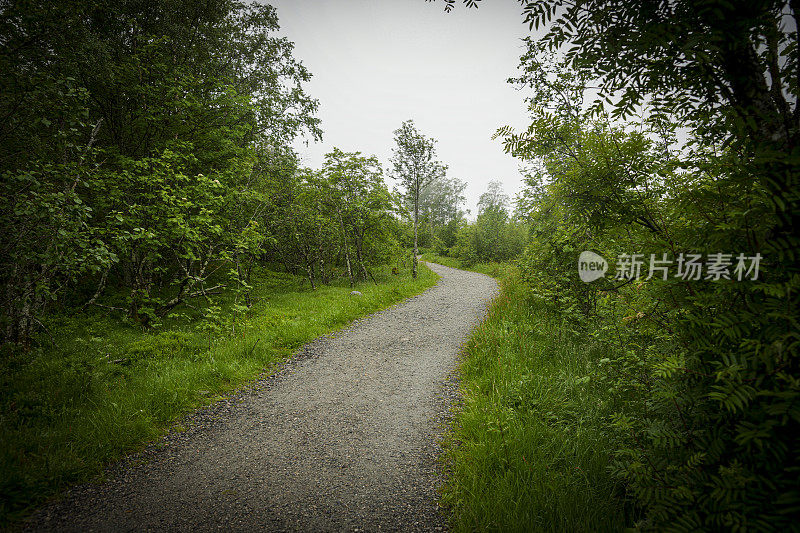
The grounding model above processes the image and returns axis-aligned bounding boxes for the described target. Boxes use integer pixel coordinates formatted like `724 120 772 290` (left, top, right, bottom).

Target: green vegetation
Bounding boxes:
0 264 438 525
425 255 630 531
0 0 412 347
441 268 630 532
421 180 527 268
0 3 448 521
437 0 800 529
4 0 799 530
419 252 506 279
390 119 448 279
0 1 322 343
0 1 472 525
449 182 527 266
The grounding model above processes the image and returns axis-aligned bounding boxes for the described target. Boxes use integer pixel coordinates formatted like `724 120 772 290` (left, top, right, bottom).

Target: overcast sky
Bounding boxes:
267 0 539 216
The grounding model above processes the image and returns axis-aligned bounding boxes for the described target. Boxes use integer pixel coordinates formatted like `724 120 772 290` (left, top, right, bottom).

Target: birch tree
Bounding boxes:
390 120 445 278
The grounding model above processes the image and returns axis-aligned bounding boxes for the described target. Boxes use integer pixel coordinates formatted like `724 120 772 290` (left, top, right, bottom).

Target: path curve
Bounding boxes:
27 263 498 532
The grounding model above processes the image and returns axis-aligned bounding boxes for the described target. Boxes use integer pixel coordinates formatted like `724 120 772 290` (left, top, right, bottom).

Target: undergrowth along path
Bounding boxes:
27 262 497 532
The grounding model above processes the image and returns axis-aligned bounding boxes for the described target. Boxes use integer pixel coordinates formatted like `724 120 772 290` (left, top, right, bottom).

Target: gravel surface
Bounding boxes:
26 262 498 532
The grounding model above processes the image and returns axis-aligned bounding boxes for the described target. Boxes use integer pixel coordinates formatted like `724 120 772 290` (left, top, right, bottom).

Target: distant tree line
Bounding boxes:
415 176 527 267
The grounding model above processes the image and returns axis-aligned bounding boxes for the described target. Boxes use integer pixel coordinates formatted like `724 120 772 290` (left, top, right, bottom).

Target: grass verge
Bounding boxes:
439 265 631 532
419 252 507 278
0 263 438 527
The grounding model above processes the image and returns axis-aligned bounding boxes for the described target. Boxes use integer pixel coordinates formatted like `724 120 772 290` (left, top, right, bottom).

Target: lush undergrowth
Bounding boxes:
0 263 438 527
440 266 632 532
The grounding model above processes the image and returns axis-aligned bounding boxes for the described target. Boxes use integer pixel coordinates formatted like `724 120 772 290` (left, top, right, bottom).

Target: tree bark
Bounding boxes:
305 263 316 290
412 181 419 279
337 208 355 288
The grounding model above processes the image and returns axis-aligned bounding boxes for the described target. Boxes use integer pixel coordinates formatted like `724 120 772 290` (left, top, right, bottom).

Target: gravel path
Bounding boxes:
26 262 498 532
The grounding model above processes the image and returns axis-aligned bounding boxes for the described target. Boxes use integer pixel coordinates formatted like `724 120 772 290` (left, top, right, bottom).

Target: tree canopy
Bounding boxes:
0 1 404 345
434 0 800 529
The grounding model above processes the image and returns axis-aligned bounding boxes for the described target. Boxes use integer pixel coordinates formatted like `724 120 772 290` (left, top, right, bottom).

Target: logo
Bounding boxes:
577 251 762 283
578 251 607 282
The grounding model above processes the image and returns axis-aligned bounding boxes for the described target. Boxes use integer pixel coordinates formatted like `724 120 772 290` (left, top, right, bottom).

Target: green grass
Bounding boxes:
0 263 438 527
440 267 632 532
419 252 507 278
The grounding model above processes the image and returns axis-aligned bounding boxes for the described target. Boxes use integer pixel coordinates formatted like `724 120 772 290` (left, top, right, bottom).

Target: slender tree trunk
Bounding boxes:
305 263 316 290
244 263 253 307
412 182 419 279
353 234 370 282
19 289 32 349
316 221 328 284
344 247 354 288
81 269 109 311
319 253 329 284
337 208 355 288
235 254 252 306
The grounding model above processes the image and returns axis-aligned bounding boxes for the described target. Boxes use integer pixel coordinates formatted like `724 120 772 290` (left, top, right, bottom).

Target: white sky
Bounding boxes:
268 0 539 216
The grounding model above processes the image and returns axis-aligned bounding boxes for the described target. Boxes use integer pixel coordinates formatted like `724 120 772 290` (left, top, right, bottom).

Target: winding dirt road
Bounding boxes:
27 262 498 532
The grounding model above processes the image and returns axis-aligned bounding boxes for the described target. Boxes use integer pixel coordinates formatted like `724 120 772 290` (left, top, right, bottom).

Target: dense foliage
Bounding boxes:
0 0 409 347
0 2 440 523
449 181 527 265
440 266 632 531
4 0 799 528
439 0 800 529
416 174 467 251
